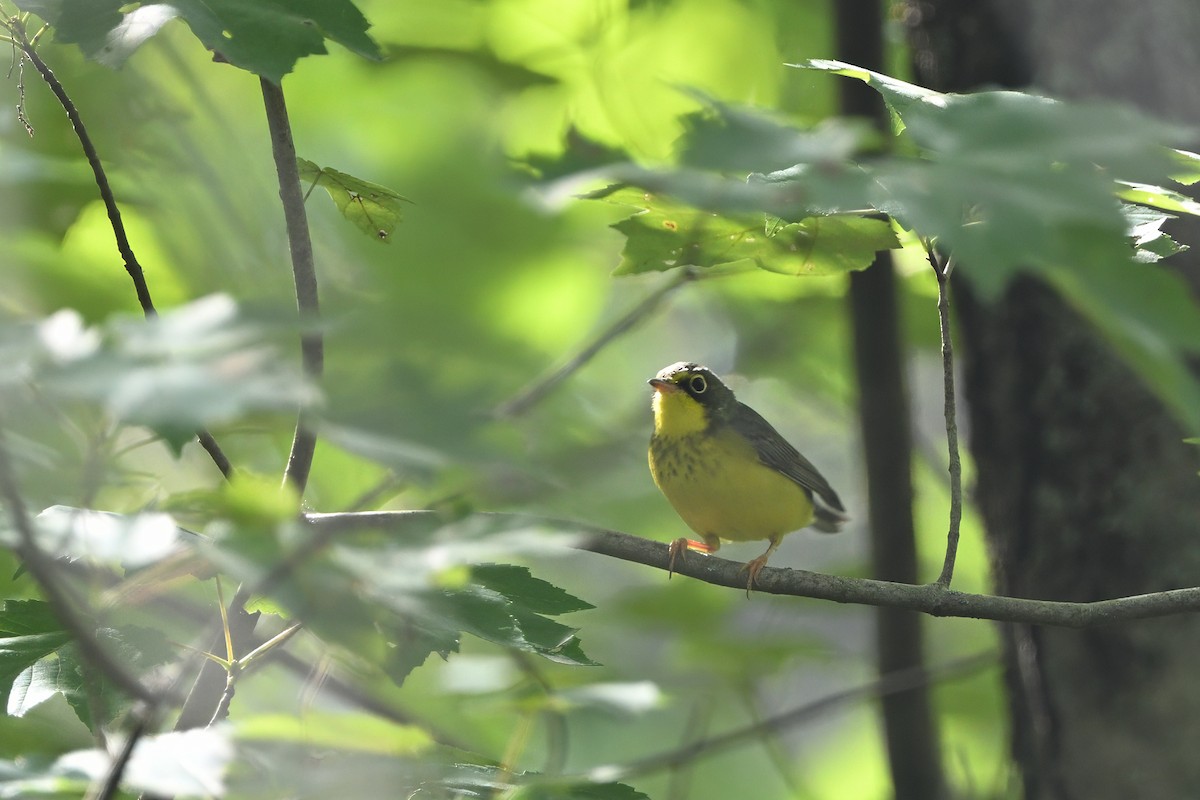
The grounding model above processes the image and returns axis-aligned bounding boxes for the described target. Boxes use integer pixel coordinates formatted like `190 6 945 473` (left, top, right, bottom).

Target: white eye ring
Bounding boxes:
689 375 707 394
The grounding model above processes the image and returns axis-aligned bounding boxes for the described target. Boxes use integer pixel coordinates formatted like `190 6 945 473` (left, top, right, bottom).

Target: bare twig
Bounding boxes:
196 431 233 479
4 18 233 480
86 708 151 800
494 268 697 418
173 76 325 740
510 651 569 776
306 510 1200 628
8 19 154 314
926 242 963 588
260 78 323 496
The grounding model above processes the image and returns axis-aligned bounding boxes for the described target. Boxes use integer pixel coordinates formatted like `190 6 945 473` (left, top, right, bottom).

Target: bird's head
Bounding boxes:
648 362 736 432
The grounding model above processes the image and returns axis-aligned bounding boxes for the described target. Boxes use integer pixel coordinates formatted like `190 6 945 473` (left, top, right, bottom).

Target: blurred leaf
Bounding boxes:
19 0 382 81
607 188 893 276
1117 181 1200 217
208 515 597 686
320 422 448 474
512 781 650 800
1170 148 1200 185
677 91 875 173
235 712 434 756
38 296 319 451
470 564 594 615
386 44 559 91
55 727 232 797
522 129 633 182
298 159 410 243
792 59 944 129
28 506 183 569
1043 259 1200 433
0 601 174 729
1123 205 1187 263
556 681 663 716
229 739 509 799
216 472 302 527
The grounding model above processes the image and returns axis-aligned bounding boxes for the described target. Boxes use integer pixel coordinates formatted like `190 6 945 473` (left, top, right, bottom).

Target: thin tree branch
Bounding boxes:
195 431 233 479
260 78 323 496
175 78 324 737
927 242 963 588
86 708 151 800
5 19 233 480
494 268 697 418
593 652 992 782
9 19 154 315
305 510 1200 628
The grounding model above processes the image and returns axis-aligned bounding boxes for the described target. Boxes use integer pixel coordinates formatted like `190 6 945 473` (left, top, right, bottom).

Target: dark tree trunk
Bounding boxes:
838 2 946 799
907 2 1200 798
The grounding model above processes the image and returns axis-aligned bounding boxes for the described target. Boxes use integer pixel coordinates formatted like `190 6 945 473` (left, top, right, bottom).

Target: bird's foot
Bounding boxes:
667 537 715 578
740 555 769 597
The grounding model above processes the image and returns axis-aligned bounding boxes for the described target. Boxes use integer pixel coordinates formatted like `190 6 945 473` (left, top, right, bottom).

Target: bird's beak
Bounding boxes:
648 378 678 393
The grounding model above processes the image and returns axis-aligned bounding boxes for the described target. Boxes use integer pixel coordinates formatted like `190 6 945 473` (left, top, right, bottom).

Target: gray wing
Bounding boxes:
728 402 847 518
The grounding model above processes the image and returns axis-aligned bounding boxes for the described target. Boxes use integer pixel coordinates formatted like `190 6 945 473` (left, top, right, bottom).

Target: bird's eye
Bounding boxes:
689 375 708 394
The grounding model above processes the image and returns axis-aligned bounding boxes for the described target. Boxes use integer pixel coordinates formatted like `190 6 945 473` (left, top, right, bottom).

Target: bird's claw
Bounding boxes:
740 556 768 597
667 537 690 579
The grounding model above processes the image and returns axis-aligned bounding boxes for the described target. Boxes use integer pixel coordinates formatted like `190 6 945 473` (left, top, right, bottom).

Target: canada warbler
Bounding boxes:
647 361 847 591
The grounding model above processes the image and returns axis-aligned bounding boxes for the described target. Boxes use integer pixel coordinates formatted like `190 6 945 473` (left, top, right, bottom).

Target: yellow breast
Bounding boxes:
649 394 814 542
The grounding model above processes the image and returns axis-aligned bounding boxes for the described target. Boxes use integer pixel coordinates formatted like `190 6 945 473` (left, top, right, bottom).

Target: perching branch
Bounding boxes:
260 78 323 496
494 268 698 418
4 18 233 480
305 510 1200 628
926 242 963 588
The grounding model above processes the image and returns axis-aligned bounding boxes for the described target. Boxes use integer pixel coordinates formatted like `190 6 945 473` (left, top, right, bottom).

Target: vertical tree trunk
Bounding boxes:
838 2 946 798
907 2 1200 798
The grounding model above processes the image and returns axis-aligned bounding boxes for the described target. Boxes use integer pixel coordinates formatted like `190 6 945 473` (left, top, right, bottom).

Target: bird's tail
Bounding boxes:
811 490 849 533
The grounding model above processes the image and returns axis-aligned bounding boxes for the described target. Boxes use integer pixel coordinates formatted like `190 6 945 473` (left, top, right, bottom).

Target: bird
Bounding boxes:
647 361 847 593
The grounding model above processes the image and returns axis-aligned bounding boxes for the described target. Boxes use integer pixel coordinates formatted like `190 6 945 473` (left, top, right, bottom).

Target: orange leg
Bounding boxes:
741 536 781 596
667 536 719 578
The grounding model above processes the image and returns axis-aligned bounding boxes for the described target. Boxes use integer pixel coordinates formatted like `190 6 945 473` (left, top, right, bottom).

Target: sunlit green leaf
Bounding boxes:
1124 205 1187 263
298 159 410 243
1170 148 1200 185
607 188 893 276
235 712 434 756
1118 181 1200 217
